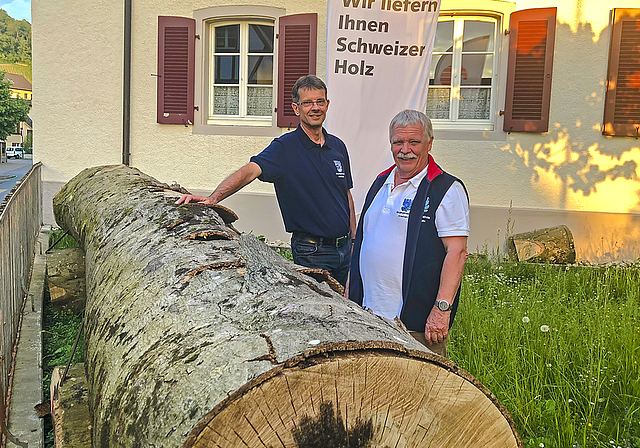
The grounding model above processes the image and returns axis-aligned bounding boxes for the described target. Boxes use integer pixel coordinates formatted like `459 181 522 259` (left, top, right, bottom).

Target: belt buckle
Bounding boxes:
335 235 347 247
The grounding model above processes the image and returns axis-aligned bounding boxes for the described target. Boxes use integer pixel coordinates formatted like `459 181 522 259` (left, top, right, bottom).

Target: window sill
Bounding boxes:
192 122 285 137
432 124 507 141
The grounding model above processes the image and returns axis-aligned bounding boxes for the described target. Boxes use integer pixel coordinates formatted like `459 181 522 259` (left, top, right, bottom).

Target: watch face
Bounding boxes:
437 301 450 311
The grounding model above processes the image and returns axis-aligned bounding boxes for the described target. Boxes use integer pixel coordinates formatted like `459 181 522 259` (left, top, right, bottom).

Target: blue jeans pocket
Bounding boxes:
292 241 318 257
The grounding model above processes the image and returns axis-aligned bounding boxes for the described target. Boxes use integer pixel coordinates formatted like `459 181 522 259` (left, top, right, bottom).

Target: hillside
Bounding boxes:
0 9 31 69
0 62 30 82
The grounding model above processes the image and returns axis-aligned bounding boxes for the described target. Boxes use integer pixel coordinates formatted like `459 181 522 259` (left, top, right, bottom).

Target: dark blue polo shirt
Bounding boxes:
250 125 353 238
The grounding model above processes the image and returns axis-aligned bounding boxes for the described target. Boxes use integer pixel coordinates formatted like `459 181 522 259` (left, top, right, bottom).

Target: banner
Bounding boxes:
325 0 441 211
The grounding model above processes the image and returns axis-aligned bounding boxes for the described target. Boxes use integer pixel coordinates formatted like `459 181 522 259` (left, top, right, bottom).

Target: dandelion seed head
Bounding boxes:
522 316 530 323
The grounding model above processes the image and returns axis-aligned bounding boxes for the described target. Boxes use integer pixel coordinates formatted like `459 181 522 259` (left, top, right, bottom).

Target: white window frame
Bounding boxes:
428 14 499 132
208 19 275 126
193 6 285 137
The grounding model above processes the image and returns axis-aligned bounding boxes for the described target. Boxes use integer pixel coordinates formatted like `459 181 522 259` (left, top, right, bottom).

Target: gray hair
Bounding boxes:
292 75 327 103
389 109 433 142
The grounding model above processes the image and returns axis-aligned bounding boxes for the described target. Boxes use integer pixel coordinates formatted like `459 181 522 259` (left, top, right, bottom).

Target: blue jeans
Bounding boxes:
291 238 351 286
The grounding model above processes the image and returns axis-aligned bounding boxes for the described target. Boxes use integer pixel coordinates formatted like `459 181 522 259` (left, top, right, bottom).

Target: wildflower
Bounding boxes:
568 399 573 403
522 316 530 323
540 443 545 448
540 325 550 332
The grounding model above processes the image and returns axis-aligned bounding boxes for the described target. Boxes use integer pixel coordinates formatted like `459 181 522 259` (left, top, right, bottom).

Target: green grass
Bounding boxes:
451 260 640 448
48 227 79 250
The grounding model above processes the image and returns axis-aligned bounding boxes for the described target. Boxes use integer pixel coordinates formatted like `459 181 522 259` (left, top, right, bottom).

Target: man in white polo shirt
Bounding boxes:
348 109 469 357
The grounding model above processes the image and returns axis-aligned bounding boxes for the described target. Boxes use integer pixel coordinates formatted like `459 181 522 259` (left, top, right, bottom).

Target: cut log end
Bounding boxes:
507 225 576 264
184 346 520 448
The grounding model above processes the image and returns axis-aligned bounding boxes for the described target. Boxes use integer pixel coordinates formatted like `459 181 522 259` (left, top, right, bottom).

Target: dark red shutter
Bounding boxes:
157 16 195 125
603 9 640 137
277 14 317 128
503 8 556 133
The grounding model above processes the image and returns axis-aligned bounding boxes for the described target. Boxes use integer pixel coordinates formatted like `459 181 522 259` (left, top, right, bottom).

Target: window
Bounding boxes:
174 7 317 135
427 16 498 130
209 20 275 125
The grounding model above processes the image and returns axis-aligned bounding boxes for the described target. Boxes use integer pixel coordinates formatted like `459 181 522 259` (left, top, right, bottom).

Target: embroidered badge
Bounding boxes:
396 197 412 219
333 160 343 173
422 197 431 222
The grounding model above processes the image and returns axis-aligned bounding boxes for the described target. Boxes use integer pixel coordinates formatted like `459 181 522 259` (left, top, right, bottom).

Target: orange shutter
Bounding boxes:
603 9 640 137
503 8 556 133
277 14 317 128
157 16 195 125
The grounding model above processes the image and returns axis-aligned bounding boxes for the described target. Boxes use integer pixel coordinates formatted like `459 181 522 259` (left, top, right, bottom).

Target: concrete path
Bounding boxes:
7 226 49 448
0 159 33 203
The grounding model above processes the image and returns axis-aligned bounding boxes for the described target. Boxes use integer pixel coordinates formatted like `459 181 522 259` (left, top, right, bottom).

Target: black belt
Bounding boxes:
293 232 350 248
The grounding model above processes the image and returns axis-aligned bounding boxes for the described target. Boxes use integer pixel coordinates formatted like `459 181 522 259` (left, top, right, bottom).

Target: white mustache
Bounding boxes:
396 152 417 160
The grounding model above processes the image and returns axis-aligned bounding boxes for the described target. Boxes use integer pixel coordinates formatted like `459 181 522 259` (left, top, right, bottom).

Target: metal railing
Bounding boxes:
0 162 42 445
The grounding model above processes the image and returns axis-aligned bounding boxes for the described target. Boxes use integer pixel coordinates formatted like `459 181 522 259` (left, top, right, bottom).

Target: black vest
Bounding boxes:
348 165 467 331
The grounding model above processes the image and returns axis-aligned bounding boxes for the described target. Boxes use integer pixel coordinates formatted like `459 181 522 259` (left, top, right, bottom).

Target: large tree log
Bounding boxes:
53 165 521 448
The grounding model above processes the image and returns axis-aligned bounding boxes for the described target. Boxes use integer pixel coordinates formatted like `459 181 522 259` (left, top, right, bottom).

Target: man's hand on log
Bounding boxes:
424 309 450 344
175 194 216 205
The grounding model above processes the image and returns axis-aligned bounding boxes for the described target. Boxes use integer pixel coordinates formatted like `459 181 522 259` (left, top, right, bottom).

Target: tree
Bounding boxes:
22 129 31 154
0 71 29 140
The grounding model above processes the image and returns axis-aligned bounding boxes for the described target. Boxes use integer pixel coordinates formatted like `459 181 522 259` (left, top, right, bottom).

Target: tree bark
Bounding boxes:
47 248 86 314
53 165 521 448
507 225 576 263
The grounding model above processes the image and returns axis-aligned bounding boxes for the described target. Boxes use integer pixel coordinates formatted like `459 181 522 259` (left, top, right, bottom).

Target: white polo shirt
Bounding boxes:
359 165 470 320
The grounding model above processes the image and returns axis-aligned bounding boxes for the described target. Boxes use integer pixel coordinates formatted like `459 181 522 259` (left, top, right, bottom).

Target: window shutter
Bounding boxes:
603 9 640 137
277 14 317 128
503 8 556 133
157 16 195 125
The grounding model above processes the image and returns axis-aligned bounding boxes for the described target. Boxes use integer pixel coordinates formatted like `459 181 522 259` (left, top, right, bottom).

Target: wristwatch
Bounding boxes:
434 300 452 312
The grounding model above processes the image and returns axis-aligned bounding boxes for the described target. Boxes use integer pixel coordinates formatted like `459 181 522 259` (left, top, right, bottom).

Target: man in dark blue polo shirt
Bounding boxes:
176 75 356 286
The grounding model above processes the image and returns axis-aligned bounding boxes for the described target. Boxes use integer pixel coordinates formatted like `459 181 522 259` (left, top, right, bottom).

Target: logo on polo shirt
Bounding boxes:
397 198 412 219
334 160 345 178
422 197 431 222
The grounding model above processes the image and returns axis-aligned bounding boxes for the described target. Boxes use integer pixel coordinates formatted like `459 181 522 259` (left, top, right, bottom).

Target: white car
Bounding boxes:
6 147 24 159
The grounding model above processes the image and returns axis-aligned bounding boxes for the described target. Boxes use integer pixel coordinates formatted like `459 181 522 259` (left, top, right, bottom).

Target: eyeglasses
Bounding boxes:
296 99 328 108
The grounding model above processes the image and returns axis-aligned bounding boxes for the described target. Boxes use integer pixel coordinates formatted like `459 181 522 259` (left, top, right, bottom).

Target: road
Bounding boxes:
0 158 33 204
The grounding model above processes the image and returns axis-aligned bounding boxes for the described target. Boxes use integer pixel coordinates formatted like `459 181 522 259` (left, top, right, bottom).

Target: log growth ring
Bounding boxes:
184 342 521 448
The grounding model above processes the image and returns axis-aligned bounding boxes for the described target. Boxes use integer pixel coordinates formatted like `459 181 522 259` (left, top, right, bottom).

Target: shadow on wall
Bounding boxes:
499 21 640 213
